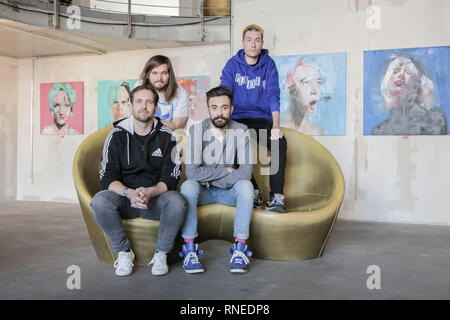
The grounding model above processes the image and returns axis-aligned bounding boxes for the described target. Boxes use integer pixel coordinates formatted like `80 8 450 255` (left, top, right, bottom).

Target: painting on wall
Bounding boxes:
364 46 450 135
176 75 210 126
273 52 347 136
98 76 209 130
40 82 84 135
97 79 139 130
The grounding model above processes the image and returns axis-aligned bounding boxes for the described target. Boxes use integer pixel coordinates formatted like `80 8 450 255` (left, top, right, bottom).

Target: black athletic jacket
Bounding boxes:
99 116 181 191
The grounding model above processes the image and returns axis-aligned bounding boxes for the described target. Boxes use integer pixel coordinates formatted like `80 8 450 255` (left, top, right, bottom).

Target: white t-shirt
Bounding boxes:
133 80 190 122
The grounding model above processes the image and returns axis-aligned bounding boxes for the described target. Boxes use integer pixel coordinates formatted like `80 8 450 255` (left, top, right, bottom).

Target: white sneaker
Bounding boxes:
113 249 135 276
149 250 169 276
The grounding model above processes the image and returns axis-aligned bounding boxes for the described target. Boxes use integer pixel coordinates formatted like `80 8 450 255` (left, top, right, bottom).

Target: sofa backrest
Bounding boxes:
74 125 343 213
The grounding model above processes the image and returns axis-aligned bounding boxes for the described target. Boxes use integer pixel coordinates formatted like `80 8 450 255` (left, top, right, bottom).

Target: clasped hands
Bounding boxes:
127 187 153 209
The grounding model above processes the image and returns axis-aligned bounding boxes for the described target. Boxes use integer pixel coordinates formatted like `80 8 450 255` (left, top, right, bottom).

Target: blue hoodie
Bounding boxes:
220 49 280 122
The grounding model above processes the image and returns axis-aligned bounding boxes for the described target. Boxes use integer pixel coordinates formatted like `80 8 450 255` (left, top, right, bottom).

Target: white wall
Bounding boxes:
8 0 450 226
0 56 18 200
16 44 230 202
233 0 450 225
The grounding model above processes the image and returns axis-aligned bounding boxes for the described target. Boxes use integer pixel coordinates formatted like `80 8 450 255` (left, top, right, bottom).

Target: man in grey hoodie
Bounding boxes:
179 85 255 274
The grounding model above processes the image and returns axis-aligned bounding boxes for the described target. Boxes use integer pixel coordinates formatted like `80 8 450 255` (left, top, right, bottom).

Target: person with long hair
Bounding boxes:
135 55 190 131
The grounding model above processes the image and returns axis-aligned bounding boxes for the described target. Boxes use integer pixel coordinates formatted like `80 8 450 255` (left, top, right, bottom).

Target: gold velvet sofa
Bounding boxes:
73 126 345 265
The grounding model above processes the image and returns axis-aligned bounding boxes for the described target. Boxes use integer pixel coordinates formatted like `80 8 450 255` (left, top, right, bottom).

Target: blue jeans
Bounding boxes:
180 180 254 240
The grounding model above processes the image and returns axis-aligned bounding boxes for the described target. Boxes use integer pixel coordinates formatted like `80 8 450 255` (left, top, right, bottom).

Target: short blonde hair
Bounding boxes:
242 24 264 39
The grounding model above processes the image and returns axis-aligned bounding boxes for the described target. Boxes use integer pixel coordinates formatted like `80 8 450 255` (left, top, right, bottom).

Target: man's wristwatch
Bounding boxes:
122 187 129 197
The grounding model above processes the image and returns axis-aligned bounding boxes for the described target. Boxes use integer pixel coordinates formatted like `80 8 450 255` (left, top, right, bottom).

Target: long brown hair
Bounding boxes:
139 55 178 102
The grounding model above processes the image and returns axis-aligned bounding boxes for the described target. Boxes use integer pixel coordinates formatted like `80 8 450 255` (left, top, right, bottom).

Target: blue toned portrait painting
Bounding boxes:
273 52 346 136
364 46 450 135
98 79 139 130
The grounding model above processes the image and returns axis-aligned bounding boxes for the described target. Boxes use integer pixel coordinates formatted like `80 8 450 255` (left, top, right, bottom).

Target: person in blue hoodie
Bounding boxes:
220 24 287 213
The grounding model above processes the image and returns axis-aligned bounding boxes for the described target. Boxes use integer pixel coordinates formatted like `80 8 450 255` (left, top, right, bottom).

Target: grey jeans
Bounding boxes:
90 190 187 253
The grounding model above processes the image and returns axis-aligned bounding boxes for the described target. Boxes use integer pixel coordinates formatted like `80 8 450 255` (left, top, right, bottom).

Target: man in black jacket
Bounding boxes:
90 84 187 277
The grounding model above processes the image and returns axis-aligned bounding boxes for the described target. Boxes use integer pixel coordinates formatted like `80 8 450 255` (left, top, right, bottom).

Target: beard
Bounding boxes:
134 111 153 123
137 115 153 122
151 80 168 91
212 115 230 128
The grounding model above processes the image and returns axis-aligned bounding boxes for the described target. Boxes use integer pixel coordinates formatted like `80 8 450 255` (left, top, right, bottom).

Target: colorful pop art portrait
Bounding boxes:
40 82 84 135
98 77 209 130
97 79 139 130
176 76 209 122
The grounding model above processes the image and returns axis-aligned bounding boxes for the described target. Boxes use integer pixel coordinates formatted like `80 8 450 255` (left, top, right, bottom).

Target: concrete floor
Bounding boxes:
0 200 449 300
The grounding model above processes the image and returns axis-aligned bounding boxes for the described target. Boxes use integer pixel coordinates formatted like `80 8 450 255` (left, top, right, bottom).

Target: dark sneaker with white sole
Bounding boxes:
265 194 286 213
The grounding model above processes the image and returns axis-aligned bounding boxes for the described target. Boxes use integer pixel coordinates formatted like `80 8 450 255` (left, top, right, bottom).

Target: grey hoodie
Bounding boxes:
185 118 253 189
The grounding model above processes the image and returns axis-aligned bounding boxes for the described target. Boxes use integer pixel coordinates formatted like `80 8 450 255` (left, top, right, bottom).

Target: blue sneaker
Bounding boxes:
229 242 253 273
179 242 204 274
